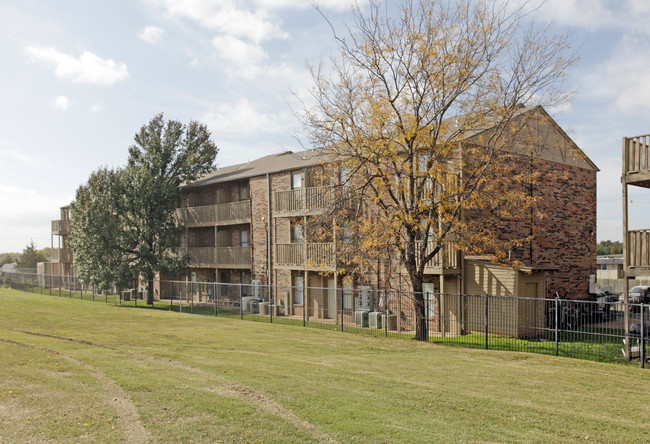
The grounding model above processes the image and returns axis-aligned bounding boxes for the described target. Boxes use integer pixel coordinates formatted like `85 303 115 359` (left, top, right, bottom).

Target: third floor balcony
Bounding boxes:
623 134 650 187
176 200 251 228
51 219 70 236
274 186 334 215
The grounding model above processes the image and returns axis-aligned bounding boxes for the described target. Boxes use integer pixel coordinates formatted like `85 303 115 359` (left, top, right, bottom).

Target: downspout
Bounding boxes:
266 173 272 298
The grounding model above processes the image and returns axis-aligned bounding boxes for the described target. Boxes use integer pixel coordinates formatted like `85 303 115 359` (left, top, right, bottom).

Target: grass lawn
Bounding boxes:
1 288 649 443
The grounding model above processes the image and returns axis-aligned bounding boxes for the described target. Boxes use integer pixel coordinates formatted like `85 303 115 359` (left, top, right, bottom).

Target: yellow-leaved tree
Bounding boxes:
300 0 577 340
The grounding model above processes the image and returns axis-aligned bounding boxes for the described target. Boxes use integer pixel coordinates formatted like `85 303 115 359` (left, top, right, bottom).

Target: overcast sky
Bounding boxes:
1 0 649 253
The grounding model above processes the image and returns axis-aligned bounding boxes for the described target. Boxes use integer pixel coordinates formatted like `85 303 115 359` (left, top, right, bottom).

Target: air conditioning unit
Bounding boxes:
355 310 369 327
241 296 253 313
368 311 383 329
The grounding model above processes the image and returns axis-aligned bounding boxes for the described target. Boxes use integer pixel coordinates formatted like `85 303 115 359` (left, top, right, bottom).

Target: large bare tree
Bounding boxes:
300 0 577 340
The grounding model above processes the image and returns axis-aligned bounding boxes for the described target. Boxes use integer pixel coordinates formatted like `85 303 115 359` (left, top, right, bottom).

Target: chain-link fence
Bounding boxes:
3 270 648 367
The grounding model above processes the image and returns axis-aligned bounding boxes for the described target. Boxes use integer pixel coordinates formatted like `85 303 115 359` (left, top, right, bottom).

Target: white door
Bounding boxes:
327 278 336 319
423 283 435 318
293 276 304 304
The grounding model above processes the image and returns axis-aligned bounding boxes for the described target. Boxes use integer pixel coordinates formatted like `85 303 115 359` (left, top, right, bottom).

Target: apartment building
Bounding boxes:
167 106 598 320
42 204 74 284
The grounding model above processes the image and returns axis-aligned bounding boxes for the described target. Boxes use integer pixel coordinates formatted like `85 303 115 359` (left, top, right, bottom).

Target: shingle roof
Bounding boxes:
184 149 329 188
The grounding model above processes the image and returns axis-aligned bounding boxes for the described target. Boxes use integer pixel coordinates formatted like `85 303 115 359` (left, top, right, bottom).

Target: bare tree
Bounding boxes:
300 0 577 340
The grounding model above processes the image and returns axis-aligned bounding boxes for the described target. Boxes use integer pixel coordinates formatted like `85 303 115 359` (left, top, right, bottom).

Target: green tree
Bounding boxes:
70 114 218 303
16 240 46 269
302 0 576 340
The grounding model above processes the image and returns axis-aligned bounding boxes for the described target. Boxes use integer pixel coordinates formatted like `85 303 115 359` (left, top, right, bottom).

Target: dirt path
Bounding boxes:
0 336 154 444
18 331 336 443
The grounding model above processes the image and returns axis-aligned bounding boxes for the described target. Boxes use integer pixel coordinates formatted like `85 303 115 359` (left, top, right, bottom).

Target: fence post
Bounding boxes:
302 286 306 328
340 288 344 332
240 284 244 320
641 308 646 369
554 296 559 357
214 283 217 317
425 292 430 341
384 290 388 338
484 294 489 350
190 282 194 314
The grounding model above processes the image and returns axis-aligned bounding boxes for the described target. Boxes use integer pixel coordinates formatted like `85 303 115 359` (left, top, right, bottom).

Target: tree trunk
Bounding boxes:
147 278 154 305
410 272 428 341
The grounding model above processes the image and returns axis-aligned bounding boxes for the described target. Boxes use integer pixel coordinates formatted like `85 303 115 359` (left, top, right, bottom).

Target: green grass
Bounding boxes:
1 288 650 443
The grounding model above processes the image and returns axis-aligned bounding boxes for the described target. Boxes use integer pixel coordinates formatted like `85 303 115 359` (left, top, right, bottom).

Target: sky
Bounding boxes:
1 0 650 253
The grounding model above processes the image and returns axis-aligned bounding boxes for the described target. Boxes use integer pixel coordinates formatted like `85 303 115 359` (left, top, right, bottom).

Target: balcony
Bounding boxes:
626 230 650 272
176 200 251 228
417 240 461 274
274 186 334 215
216 246 251 268
52 248 73 263
275 243 335 270
623 134 650 187
184 247 216 267
51 219 71 235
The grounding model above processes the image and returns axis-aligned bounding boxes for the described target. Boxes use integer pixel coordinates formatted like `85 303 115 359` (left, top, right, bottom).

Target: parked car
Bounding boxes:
618 286 650 304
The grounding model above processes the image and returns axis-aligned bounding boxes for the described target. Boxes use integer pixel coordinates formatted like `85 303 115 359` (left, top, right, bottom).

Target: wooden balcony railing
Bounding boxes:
51 219 70 235
416 240 460 271
624 134 650 175
216 200 251 225
274 186 334 213
52 248 73 263
176 200 251 227
627 229 650 269
275 243 335 269
216 246 251 267
185 247 216 267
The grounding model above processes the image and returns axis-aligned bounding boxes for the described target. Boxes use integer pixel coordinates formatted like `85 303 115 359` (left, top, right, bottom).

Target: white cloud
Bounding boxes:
0 149 31 164
54 95 69 111
146 0 288 43
137 25 164 43
254 0 352 11
200 98 293 135
90 102 104 113
582 36 650 114
25 46 129 86
211 35 268 78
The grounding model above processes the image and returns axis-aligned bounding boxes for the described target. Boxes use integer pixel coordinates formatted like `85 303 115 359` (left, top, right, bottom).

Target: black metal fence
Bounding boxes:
3 271 649 367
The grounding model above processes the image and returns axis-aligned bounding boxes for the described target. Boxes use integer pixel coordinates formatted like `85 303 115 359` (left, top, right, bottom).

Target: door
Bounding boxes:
327 278 336 319
293 276 304 304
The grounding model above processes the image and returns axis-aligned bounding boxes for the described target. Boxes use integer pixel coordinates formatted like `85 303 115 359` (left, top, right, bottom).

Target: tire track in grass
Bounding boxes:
18 331 336 443
0 337 153 444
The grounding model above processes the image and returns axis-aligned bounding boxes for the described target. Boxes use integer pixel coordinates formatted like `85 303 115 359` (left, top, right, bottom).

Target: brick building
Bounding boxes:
166 106 597 317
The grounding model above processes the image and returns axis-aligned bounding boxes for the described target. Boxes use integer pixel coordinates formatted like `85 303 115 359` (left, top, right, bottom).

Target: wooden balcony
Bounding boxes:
176 200 251 227
51 219 70 235
216 247 251 268
626 230 650 273
52 248 73 263
274 186 334 215
623 134 650 187
275 243 335 270
417 240 461 274
185 247 216 267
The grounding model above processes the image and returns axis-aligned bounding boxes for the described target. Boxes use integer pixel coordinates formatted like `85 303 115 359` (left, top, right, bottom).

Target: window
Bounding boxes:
339 168 350 185
240 229 249 247
239 184 249 201
291 223 303 243
292 171 302 189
